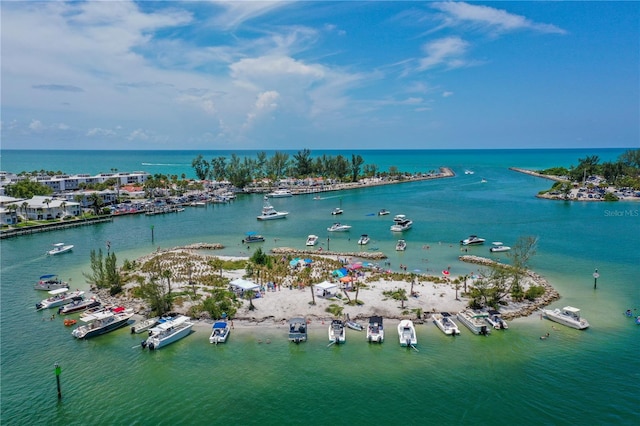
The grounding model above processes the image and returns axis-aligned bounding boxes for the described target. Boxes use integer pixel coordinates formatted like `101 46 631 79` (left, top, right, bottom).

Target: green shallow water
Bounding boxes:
1 149 639 425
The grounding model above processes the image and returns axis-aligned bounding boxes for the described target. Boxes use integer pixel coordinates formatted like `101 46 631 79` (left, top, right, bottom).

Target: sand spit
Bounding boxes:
91 246 561 328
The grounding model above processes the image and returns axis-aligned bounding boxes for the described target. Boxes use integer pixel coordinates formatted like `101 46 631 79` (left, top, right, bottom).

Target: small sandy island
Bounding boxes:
94 245 560 329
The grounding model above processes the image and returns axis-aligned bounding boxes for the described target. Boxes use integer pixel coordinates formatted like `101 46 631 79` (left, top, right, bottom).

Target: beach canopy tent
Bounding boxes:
229 278 260 292
332 268 348 277
313 281 338 297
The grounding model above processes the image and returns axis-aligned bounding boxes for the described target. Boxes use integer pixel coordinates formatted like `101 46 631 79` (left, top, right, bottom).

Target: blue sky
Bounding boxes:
1 1 638 150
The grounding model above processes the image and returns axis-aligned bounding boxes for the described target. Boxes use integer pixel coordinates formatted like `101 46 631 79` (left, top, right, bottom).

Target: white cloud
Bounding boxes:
206 1 288 30
431 2 567 35
87 128 117 137
127 129 149 141
29 120 43 131
418 36 470 71
442 91 454 98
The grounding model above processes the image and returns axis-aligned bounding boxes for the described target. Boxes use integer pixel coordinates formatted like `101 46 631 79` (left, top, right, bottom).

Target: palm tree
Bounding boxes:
43 198 51 219
20 201 29 222
245 290 256 310
88 193 103 215
59 201 67 219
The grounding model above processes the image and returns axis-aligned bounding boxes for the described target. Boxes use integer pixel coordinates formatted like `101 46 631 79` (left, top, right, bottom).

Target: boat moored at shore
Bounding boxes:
457 310 491 335
327 223 351 232
209 321 231 344
328 319 346 344
72 306 134 339
142 315 194 350
432 312 461 335
366 316 384 343
397 320 417 347
288 317 307 343
486 310 509 330
542 306 589 330
306 235 319 246
58 296 101 315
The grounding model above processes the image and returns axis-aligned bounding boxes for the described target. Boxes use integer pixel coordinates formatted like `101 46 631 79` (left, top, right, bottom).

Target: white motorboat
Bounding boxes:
36 288 85 310
34 274 69 291
378 209 390 216
331 207 343 215
327 223 351 232
395 239 407 251
457 310 491 335
142 315 194 350
47 242 74 255
398 319 417 347
432 312 461 336
542 306 590 330
209 321 231 344
460 235 486 246
288 317 308 343
72 306 134 339
266 189 293 198
390 218 412 232
464 169 475 175
130 317 159 334
257 199 288 220
328 319 346 344
58 296 101 315
486 310 509 330
357 234 370 245
366 316 384 343
489 242 511 252
306 235 319 246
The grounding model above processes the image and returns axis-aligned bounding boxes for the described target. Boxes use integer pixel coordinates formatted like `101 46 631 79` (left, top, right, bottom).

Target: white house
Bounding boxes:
18 196 81 220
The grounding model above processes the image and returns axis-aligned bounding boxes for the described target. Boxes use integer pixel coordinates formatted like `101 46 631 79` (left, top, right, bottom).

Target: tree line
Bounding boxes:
191 149 374 188
539 149 640 189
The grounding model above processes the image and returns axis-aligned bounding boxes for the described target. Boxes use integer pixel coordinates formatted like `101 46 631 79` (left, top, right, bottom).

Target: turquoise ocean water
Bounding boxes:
1 149 638 425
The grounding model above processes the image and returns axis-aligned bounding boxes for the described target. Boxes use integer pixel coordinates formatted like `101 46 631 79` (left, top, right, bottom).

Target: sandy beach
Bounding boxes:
101 246 559 330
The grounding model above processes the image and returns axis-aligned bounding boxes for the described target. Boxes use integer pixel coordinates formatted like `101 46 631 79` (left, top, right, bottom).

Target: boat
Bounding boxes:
130 317 159 334
346 320 364 331
390 218 412 232
257 199 289 220
481 178 488 183
209 321 231 344
366 316 384 343
486 310 509 330
288 317 308 343
327 223 351 232
34 274 69 291
63 319 77 326
266 189 293 198
357 234 370 245
71 306 134 339
36 288 85 310
328 319 346 344
397 319 417 347
489 242 511 252
242 233 265 243
306 234 319 246
395 239 407 251
432 312 461 336
464 169 475 175
457 310 491 335
460 235 486 246
47 243 74 255
377 209 390 216
142 315 194 350
58 296 101 315
331 207 343 215
542 306 590 330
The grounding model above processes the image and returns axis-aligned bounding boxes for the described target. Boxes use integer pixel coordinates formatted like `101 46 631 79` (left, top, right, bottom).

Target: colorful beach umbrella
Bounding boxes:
332 268 348 277
340 276 355 283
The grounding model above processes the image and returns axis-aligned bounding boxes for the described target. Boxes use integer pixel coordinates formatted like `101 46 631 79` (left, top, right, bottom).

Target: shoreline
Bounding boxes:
94 246 561 328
